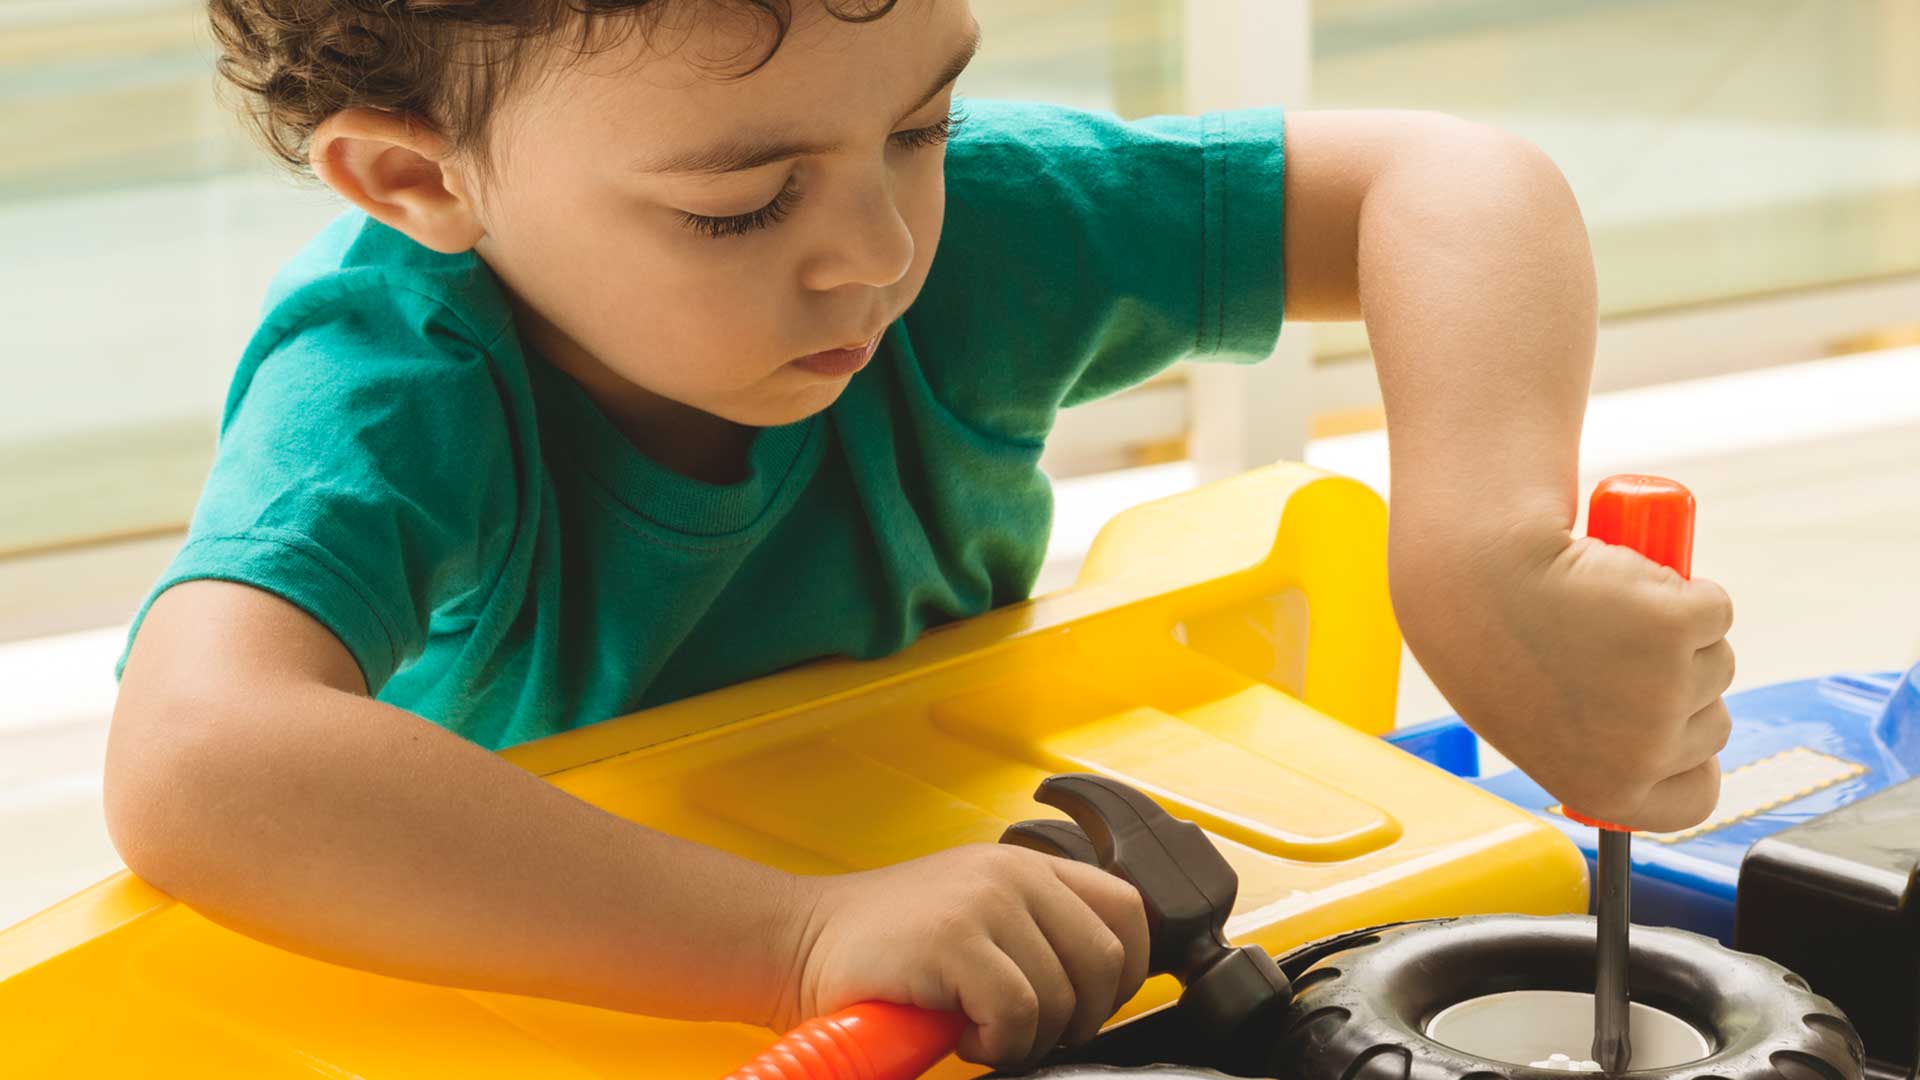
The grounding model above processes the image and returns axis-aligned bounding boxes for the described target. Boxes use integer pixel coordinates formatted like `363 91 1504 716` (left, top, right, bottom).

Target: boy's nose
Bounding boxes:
799 188 916 293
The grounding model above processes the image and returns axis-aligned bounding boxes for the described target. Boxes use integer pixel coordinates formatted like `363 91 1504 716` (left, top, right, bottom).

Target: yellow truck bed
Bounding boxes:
0 464 1587 1078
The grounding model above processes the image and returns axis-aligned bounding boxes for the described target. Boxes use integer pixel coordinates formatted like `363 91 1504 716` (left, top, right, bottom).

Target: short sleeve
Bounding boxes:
118 278 522 694
904 100 1287 445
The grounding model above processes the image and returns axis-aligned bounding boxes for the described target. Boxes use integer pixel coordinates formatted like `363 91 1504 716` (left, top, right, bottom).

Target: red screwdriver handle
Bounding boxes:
1587 474 1694 580
722 1002 966 1080
1562 474 1697 832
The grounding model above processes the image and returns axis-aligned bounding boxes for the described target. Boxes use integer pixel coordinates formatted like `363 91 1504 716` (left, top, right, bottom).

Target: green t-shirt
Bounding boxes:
121 100 1287 752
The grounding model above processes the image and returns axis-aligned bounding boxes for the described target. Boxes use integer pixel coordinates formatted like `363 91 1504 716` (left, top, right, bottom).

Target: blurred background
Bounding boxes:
4 0 1920 927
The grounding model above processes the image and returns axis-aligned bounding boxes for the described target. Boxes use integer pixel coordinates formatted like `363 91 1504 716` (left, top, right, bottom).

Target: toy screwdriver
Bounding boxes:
1568 475 1698 1075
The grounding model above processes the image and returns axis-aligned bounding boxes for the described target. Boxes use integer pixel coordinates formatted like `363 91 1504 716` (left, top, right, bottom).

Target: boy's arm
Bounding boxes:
106 580 1146 1066
108 580 804 1023
1281 111 1736 832
1283 110 1589 521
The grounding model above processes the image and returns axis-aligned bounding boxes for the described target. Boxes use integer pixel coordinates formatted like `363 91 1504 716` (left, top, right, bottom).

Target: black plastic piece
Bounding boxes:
1027 776 1239 982
1003 819 1102 866
1269 915 1865 1080
989 926 1403 1077
1734 777 1920 1077
997 775 1293 1074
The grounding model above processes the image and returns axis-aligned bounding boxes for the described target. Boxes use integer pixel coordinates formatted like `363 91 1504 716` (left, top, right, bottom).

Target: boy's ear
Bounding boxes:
311 109 485 254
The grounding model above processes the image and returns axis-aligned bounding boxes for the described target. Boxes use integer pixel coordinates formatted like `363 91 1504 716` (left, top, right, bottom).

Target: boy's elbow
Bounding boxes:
1376 112 1590 265
1395 111 1556 169
103 687 236 897
1424 113 1577 214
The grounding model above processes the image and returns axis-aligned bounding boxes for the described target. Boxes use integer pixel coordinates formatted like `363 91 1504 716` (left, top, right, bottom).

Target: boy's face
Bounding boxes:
469 0 978 429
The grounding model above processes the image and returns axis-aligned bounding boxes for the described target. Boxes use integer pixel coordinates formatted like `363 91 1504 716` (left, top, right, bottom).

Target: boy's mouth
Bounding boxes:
791 335 881 378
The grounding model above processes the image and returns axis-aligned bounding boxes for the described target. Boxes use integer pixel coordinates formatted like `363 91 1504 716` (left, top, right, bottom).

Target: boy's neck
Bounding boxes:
513 301 758 486
580 362 760 486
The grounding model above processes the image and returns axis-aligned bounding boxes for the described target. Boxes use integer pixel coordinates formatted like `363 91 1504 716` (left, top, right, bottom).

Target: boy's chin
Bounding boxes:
727 378 853 428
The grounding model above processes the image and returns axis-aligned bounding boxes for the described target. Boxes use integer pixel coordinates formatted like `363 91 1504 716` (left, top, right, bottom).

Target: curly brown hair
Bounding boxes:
208 0 899 175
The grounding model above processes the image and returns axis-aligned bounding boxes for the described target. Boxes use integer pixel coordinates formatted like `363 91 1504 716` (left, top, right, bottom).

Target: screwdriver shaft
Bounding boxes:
1593 830 1633 1074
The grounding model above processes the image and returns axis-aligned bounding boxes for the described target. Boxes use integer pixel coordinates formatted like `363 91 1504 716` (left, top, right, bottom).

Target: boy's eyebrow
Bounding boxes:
896 25 982 124
636 26 982 176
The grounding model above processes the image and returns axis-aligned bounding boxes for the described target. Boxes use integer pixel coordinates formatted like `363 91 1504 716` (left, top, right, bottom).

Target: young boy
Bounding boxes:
105 0 1736 1069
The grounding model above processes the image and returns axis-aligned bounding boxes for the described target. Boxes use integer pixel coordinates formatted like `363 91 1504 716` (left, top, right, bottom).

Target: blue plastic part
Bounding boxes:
1384 716 1481 778
1398 661 1920 942
1878 662 1920 765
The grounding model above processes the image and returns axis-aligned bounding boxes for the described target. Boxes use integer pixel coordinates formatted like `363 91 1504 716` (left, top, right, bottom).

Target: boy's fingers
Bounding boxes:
1672 697 1733 777
1679 577 1735 646
1690 638 1736 710
953 944 1043 1066
990 911 1076 1065
1635 757 1722 833
1028 876 1130 1047
1050 860 1150 1013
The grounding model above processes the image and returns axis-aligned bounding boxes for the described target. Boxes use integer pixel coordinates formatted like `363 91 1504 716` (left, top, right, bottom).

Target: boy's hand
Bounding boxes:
778 844 1149 1069
1397 516 1736 834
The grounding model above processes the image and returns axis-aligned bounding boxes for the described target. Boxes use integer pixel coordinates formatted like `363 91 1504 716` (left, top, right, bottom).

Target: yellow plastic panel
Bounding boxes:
0 464 1587 1079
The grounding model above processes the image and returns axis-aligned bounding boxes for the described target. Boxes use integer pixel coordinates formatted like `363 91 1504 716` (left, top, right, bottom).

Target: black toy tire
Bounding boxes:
1269 915 1866 1080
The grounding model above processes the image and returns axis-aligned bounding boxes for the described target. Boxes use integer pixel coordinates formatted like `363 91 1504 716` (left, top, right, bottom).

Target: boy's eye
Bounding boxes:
891 104 969 152
678 178 802 240
674 106 965 241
